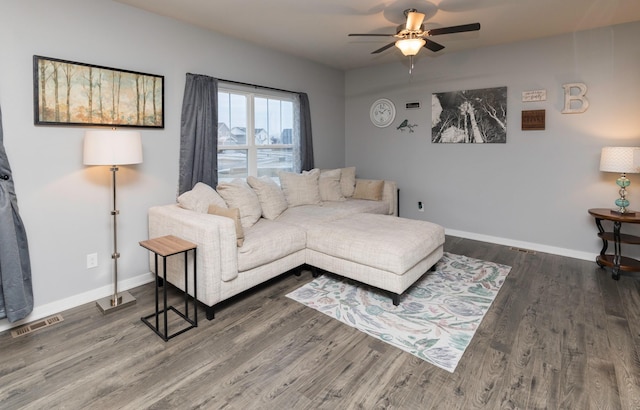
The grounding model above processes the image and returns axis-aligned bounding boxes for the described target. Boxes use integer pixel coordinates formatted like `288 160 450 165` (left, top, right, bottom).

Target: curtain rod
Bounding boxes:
218 77 300 95
187 73 301 94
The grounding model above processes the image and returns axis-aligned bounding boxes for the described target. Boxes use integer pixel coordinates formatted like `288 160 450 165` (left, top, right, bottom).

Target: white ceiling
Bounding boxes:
115 0 640 70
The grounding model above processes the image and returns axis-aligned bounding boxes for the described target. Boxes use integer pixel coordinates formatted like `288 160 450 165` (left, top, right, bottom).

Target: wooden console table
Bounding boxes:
588 208 640 280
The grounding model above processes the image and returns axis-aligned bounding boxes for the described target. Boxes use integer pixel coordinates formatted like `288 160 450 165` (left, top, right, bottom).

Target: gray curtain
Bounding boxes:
178 73 218 195
0 105 33 323
298 92 314 171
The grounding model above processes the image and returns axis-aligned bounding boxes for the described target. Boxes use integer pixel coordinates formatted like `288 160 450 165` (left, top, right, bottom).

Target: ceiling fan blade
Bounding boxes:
405 11 425 31
424 39 445 52
348 33 395 37
371 42 396 54
428 23 481 36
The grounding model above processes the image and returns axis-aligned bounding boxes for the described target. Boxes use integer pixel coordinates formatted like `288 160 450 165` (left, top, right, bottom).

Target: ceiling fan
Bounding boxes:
348 8 480 72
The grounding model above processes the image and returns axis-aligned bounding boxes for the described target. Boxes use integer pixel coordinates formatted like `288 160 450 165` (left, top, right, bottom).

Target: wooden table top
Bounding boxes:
139 235 197 257
588 208 640 223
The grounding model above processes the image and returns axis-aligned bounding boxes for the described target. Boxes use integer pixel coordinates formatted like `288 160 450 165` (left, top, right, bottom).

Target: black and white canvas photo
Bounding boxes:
431 87 507 143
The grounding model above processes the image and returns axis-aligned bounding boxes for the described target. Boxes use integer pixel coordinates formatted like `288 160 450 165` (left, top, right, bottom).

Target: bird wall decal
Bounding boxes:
397 119 418 132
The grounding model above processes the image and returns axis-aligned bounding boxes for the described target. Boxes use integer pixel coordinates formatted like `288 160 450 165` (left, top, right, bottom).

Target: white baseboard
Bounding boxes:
445 228 597 262
1 231 597 334
0 272 154 333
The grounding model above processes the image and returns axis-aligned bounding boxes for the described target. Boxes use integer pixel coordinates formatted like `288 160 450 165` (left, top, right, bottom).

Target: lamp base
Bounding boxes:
96 291 136 314
610 209 636 216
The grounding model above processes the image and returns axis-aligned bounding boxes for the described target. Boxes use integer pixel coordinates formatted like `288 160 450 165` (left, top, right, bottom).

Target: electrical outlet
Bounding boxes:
86 253 98 269
418 201 424 212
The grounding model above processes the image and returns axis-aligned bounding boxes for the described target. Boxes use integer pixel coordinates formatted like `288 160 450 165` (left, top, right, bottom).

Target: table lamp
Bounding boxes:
599 146 640 215
83 129 143 313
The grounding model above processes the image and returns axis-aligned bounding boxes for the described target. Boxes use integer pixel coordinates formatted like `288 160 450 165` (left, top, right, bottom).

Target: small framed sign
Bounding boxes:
522 89 547 102
522 109 545 131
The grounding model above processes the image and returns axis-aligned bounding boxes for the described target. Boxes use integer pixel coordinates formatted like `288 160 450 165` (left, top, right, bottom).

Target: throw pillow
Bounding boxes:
340 166 356 197
247 175 288 220
319 169 345 201
177 182 227 213
216 179 262 228
208 205 244 247
352 179 384 201
278 169 322 207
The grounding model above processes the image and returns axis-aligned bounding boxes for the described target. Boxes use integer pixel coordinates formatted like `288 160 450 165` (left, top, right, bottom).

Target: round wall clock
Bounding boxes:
370 98 396 128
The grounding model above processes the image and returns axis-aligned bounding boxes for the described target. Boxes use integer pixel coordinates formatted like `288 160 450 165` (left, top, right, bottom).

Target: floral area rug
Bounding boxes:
286 252 511 372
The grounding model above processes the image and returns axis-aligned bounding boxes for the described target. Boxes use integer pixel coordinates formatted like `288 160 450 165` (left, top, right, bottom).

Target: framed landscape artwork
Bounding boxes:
33 55 164 128
431 86 507 143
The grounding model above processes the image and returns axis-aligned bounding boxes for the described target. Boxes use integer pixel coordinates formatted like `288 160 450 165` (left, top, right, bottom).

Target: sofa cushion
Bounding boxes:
352 179 384 201
276 204 349 230
216 179 262 228
340 166 356 198
276 197 389 230
319 169 346 202
208 204 244 247
178 182 227 213
279 168 322 207
321 198 389 215
247 175 288 220
237 218 306 272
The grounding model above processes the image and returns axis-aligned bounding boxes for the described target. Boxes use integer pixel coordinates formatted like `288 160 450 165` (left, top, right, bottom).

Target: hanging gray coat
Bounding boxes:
0 105 33 322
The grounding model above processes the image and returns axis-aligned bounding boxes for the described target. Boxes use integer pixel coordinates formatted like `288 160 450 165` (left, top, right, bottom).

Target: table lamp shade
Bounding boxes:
83 130 143 166
599 147 640 173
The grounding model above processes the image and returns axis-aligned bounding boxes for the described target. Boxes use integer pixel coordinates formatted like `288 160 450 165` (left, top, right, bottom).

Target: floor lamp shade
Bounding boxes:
83 130 143 165
83 129 143 314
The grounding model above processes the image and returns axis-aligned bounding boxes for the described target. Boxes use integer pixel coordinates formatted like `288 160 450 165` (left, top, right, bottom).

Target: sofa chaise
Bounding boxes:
147 167 444 320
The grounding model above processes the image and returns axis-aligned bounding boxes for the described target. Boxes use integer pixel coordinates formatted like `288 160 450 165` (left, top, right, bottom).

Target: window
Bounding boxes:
217 85 296 182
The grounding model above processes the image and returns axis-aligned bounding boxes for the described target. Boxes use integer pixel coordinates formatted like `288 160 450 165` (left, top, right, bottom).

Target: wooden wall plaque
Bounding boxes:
521 109 545 131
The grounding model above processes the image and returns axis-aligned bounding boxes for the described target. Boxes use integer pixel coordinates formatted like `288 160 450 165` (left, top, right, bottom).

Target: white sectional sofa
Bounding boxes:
148 167 401 320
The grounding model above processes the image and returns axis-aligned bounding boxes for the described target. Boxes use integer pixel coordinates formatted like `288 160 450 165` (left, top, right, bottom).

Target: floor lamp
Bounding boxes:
83 129 143 314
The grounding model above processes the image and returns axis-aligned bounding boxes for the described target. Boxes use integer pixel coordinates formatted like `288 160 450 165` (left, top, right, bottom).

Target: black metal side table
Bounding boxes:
139 235 197 341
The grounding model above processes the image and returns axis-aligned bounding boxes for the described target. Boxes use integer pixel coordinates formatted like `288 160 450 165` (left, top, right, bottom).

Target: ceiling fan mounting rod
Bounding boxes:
403 8 418 17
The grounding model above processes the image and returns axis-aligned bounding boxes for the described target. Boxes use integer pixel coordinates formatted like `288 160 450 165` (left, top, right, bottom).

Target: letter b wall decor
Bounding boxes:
562 82 589 114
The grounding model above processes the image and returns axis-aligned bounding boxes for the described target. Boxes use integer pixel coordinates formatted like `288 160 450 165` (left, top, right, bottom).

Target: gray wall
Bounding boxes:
2 0 638 330
0 0 344 329
345 22 640 260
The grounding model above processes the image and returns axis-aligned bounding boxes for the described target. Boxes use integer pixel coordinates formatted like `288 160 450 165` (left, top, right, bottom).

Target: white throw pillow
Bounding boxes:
319 169 346 201
247 176 288 220
279 169 322 207
177 182 227 213
216 179 262 228
340 166 356 198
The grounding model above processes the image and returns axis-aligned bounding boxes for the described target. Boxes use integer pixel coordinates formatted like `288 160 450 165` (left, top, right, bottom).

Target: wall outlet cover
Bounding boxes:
86 253 98 269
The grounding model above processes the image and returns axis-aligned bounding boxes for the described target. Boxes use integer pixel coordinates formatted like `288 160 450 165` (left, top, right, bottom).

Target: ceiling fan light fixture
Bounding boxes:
395 38 426 56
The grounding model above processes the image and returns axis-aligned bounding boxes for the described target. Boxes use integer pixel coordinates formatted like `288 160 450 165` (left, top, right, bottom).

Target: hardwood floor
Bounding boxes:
1 236 639 409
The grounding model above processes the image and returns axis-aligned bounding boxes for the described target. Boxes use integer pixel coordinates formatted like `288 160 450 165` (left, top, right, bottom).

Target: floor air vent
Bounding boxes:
510 247 537 255
11 314 64 338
